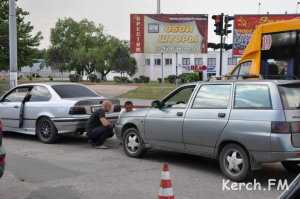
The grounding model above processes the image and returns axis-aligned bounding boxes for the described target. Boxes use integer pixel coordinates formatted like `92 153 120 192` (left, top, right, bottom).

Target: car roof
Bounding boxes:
17 82 85 87
181 79 300 87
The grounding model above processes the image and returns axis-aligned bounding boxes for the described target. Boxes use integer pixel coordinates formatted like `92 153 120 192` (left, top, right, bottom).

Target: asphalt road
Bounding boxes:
0 133 297 199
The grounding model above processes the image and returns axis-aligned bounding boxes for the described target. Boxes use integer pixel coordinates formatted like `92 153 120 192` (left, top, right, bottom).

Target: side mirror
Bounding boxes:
151 100 162 109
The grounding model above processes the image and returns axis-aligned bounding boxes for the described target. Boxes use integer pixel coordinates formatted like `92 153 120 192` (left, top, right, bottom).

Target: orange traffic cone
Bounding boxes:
158 163 175 199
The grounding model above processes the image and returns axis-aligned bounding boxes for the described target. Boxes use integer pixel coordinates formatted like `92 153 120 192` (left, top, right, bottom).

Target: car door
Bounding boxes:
144 85 196 151
183 84 232 157
22 86 52 132
0 86 31 129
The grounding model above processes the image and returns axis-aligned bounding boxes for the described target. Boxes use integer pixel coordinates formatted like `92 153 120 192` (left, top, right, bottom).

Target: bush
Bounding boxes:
165 75 177 84
139 75 150 83
157 78 162 83
48 75 53 81
32 73 41 78
69 74 81 82
178 73 200 83
88 74 98 82
27 75 33 81
113 76 130 83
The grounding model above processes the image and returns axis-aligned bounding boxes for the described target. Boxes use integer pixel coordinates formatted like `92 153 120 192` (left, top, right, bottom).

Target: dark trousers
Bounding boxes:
87 126 114 146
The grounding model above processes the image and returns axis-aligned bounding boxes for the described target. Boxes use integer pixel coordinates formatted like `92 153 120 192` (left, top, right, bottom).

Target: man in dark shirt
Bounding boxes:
86 100 114 149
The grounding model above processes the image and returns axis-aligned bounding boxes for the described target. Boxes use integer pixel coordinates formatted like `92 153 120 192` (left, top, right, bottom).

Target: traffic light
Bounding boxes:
212 14 224 36
224 15 234 35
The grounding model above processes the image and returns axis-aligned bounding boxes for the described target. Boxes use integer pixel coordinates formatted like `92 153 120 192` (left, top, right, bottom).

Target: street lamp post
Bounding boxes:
9 0 18 88
161 52 164 84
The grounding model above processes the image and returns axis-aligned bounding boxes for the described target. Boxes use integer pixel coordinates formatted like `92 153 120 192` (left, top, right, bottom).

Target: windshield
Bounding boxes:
52 85 98 98
279 84 300 109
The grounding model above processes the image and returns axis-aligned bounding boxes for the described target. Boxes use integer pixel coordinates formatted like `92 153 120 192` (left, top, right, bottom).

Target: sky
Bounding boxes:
18 0 300 49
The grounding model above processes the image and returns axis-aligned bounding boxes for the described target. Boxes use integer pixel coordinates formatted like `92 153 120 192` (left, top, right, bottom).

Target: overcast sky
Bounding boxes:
18 0 300 49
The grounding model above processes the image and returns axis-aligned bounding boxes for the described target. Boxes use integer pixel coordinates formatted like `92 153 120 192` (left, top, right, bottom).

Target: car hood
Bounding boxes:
121 108 150 118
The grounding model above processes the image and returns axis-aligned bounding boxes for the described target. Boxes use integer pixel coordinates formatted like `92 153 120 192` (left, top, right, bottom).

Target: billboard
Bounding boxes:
233 14 300 56
130 14 208 54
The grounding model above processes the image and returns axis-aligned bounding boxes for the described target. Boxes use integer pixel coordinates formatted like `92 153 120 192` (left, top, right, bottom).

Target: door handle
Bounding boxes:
218 113 226 118
176 112 183 117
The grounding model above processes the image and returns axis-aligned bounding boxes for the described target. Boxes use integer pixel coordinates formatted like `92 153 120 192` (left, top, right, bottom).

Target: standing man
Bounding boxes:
86 100 114 149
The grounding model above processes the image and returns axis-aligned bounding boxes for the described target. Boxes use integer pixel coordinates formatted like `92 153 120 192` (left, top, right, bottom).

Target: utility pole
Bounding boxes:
157 0 161 14
161 52 164 83
175 52 178 87
297 1 300 14
258 1 262 14
9 0 18 88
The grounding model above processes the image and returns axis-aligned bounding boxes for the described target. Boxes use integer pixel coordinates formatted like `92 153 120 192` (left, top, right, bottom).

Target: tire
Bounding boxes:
282 161 300 173
36 117 59 144
219 144 251 182
123 128 146 158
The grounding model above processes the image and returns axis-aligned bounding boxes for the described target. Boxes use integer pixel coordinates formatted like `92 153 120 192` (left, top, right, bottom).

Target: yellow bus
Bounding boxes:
228 18 300 79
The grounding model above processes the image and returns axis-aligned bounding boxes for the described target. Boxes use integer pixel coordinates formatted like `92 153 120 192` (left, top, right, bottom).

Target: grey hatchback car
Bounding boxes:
116 80 300 181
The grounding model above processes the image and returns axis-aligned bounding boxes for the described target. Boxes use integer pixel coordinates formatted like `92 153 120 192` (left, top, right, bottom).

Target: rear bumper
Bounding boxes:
52 117 89 134
251 151 300 163
52 113 120 134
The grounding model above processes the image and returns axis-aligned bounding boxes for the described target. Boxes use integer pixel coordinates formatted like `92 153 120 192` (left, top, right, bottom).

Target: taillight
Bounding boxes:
0 120 2 136
69 106 87 115
271 121 290 133
291 122 300 133
0 154 5 165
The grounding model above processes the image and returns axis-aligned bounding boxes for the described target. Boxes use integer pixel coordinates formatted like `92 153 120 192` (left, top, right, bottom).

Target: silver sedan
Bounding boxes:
0 82 119 143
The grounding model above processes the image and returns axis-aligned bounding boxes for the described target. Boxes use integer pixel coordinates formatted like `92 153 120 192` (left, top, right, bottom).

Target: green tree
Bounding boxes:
0 0 43 70
111 41 137 77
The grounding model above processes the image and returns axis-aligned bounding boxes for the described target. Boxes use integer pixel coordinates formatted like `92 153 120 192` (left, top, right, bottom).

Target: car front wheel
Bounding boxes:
282 161 300 173
36 117 59 144
123 128 146 158
219 144 251 182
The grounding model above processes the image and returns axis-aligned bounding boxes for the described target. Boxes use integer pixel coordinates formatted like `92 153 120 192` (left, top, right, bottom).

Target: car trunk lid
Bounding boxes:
279 83 300 147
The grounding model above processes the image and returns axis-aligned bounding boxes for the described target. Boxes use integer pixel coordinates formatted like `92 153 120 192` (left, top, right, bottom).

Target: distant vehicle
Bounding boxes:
116 80 300 181
0 120 5 178
228 19 300 80
0 83 120 143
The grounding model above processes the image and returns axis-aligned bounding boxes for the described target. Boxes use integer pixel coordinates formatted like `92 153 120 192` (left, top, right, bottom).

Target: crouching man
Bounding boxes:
86 100 114 149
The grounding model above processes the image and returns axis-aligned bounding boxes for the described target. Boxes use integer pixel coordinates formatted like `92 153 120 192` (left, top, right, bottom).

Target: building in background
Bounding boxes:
130 14 211 80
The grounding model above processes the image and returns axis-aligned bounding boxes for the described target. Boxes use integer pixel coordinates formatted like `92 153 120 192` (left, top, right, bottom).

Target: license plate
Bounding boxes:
91 106 100 113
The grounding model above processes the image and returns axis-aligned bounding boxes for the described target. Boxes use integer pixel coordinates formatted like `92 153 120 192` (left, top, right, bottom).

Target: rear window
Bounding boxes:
279 84 300 109
52 85 98 98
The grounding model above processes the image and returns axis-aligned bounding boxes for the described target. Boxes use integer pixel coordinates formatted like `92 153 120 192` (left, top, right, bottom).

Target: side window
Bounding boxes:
239 61 252 77
229 66 240 79
3 87 31 102
30 86 51 102
192 84 232 109
163 86 195 108
234 85 272 109
228 61 252 80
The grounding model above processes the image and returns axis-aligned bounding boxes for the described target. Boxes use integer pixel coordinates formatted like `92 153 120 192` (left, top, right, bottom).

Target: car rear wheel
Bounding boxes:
282 161 300 173
219 144 251 182
36 117 59 144
123 128 146 158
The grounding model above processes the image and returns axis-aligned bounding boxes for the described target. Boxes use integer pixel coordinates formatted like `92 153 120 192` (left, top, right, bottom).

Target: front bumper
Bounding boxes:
0 146 6 178
114 123 123 140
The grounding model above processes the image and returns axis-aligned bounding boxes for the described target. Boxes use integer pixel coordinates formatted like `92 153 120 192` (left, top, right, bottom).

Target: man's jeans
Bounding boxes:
87 126 114 146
